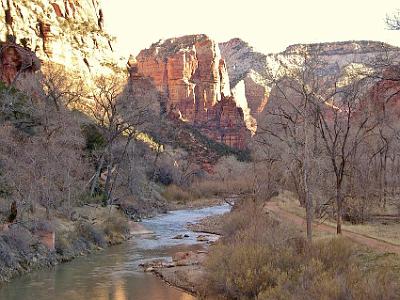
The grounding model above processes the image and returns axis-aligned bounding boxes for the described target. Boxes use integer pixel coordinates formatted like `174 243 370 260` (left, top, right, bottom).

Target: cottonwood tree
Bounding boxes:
258 50 327 241
311 76 376 233
364 65 400 212
258 48 382 236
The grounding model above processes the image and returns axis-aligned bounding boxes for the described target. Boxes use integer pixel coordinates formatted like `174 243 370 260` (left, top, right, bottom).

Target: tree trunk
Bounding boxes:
104 163 113 203
305 183 313 241
90 154 105 196
336 188 343 234
303 103 313 242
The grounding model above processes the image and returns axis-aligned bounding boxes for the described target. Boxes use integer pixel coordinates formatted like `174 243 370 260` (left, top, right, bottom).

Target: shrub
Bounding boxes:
150 167 174 185
55 230 74 256
342 197 371 224
29 219 54 234
77 192 107 206
1 225 34 255
204 204 400 300
103 216 129 238
81 124 106 152
205 202 302 299
76 221 106 247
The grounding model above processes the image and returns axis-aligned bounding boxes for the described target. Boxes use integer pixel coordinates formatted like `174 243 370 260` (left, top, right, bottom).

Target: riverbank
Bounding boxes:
0 205 133 283
0 194 218 284
0 204 230 300
142 211 228 296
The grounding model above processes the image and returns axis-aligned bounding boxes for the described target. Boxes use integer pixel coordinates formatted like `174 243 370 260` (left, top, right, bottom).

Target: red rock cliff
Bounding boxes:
131 35 250 149
0 41 41 85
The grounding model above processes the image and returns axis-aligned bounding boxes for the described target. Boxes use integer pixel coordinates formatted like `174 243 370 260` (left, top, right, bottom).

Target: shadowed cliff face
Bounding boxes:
0 41 41 85
0 0 123 82
131 35 250 150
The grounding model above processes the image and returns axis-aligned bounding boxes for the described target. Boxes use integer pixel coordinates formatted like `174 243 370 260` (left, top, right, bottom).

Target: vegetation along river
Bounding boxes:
0 204 230 300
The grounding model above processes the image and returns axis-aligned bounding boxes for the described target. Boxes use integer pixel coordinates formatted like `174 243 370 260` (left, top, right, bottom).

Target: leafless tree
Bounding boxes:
86 73 159 204
257 50 326 241
0 74 89 219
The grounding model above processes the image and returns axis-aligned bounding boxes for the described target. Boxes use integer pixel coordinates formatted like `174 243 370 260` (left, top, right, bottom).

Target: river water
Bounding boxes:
0 204 230 300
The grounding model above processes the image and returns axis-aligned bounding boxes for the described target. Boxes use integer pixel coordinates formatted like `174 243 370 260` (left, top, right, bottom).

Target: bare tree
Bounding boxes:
0 73 89 219
257 50 325 242
86 73 159 204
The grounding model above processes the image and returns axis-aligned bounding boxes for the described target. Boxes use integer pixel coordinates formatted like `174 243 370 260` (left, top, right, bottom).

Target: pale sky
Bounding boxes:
102 0 400 57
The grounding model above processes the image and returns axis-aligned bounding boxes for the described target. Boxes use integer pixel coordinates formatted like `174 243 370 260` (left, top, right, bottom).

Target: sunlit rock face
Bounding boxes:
0 41 41 85
132 35 250 149
219 38 270 128
220 38 400 128
0 0 122 83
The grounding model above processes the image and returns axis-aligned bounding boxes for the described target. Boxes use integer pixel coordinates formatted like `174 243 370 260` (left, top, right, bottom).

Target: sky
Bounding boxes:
102 0 400 57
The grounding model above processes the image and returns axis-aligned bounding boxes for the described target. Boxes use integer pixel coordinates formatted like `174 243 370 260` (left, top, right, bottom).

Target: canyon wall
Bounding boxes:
0 0 123 82
0 41 41 85
220 38 400 127
131 35 250 149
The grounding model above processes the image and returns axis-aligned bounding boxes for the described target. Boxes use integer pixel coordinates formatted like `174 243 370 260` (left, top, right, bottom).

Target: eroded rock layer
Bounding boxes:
220 38 400 127
0 41 41 85
131 35 250 149
0 0 122 83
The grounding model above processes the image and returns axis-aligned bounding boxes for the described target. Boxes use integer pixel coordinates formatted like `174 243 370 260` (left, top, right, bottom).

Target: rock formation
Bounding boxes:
0 0 123 84
220 38 400 128
131 35 250 149
219 38 271 126
368 66 400 115
0 41 41 85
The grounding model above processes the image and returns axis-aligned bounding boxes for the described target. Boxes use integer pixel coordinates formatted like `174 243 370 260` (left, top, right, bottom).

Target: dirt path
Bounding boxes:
265 201 400 254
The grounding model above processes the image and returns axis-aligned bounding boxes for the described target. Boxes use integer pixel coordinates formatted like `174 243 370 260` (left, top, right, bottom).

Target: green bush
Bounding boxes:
81 124 106 152
55 230 75 256
0 82 37 134
77 192 107 206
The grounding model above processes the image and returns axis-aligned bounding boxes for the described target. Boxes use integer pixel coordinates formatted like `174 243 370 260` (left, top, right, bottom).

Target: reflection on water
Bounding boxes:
0 204 230 300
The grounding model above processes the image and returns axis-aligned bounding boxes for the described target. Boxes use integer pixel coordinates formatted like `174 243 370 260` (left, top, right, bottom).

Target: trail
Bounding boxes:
265 201 400 254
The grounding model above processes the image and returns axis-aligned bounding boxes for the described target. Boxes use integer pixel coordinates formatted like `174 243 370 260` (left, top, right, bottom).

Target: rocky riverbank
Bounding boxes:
141 211 229 296
141 247 208 294
0 201 227 286
0 205 144 284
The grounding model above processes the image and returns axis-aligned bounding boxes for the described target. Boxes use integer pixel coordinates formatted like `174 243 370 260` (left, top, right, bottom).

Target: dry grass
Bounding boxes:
162 184 192 204
190 178 252 198
162 177 252 207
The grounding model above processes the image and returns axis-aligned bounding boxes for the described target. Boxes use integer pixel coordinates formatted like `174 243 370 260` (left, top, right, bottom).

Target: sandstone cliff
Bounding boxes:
0 0 122 81
0 41 41 85
220 38 400 126
131 35 250 150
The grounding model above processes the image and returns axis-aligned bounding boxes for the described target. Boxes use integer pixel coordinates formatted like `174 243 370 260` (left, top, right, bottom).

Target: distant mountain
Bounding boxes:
220 38 400 126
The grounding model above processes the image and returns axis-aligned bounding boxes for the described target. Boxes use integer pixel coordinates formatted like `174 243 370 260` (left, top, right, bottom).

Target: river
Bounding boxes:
0 204 230 300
